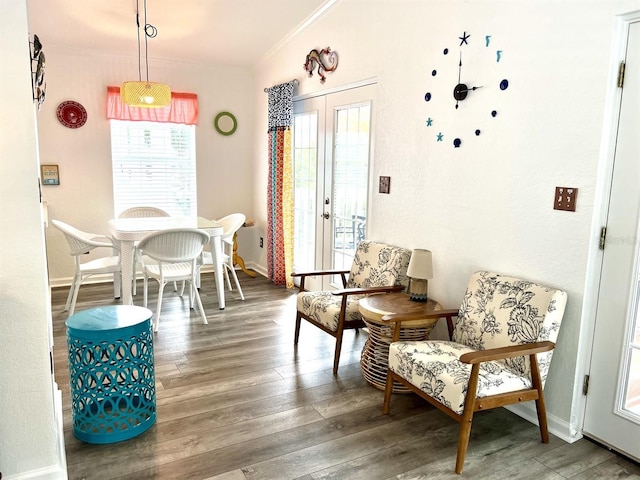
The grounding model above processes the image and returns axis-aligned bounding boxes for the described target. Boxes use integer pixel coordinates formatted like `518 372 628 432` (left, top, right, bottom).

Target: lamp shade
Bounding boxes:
121 81 171 108
407 249 433 280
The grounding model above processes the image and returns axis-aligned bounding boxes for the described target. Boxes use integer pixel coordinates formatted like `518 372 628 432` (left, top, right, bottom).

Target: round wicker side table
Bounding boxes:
359 293 442 393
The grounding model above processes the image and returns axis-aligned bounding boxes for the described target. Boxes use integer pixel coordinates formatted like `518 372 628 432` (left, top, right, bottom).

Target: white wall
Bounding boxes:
0 1 65 477
38 47 256 284
251 0 640 439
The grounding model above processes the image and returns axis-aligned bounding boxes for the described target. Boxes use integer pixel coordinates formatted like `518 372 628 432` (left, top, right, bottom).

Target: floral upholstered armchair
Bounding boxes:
292 240 411 374
381 270 568 474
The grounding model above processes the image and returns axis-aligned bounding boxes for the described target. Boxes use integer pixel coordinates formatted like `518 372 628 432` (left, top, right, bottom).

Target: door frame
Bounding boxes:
291 77 378 290
576 9 640 441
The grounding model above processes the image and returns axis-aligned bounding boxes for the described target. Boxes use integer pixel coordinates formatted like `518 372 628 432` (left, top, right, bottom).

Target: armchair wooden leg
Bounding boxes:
530 354 550 443
455 363 480 474
294 313 302 344
456 414 474 474
535 394 550 443
382 369 395 414
332 328 344 375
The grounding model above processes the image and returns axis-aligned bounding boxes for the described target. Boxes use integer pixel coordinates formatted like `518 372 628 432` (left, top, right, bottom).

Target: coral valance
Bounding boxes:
106 86 198 125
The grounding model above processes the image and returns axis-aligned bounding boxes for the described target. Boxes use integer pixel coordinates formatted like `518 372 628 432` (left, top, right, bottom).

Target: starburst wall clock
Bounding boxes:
424 31 509 148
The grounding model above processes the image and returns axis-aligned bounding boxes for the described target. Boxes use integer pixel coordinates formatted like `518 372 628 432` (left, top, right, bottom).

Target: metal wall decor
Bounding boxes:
56 101 88 129
424 32 509 148
303 47 338 83
30 34 46 110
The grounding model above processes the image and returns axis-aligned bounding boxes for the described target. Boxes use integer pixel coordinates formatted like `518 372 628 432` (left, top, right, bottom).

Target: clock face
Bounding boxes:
424 31 509 148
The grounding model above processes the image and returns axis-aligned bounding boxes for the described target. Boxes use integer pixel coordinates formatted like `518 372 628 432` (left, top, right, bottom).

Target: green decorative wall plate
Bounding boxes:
214 111 237 136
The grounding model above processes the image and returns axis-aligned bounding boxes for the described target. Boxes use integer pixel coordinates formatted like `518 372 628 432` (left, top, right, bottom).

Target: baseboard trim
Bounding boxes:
505 403 583 444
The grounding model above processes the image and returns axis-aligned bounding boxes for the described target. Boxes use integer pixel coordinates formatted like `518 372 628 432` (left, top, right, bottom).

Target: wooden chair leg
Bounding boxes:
455 364 480 474
332 328 344 375
530 354 550 443
456 412 474 474
382 369 395 414
294 313 302 344
535 393 550 443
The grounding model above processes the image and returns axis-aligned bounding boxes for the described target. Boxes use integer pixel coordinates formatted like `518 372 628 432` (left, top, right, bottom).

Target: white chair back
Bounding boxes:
52 219 116 255
118 207 170 218
216 213 246 243
137 228 209 264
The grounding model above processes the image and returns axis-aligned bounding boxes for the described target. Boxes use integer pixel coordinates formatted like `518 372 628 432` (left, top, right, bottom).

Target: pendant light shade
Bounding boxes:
121 81 171 108
121 0 171 108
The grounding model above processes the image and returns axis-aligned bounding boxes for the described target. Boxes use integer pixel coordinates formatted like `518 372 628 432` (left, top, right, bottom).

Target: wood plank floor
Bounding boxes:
51 273 640 479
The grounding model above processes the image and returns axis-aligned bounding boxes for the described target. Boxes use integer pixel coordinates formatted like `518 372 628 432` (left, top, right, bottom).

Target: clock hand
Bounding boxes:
453 84 483 107
458 85 483 93
455 52 466 108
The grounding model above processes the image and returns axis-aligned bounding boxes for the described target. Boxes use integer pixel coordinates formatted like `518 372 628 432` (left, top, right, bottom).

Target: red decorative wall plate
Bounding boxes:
56 100 87 129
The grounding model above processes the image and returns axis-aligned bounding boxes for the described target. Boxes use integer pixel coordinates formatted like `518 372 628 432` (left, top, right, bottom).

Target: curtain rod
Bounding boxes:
264 79 299 92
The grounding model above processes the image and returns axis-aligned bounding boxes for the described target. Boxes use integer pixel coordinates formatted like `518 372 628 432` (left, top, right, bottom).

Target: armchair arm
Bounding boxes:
331 285 405 297
459 341 556 364
382 308 459 340
88 235 120 253
291 269 350 292
291 269 350 278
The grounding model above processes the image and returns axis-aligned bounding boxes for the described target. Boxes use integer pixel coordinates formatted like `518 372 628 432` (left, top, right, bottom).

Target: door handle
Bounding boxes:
321 212 330 219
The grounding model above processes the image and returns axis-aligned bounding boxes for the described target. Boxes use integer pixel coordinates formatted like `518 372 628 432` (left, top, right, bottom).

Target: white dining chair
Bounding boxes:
135 228 210 332
118 206 174 295
199 213 246 301
118 206 170 218
52 219 122 318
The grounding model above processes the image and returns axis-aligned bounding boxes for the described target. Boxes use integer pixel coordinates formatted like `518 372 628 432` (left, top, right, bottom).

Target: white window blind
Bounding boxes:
110 119 197 217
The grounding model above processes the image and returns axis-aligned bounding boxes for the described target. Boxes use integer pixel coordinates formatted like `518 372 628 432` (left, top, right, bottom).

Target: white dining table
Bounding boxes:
108 216 226 309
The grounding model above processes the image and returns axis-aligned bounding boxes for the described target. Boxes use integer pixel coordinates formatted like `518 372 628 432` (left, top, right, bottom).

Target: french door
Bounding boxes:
582 15 640 461
292 84 375 291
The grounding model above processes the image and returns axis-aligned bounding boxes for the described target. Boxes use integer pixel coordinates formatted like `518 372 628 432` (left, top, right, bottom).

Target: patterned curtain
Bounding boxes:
266 81 296 288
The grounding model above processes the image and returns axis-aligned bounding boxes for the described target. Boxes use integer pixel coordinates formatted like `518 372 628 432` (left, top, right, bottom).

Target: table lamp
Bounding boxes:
407 249 433 302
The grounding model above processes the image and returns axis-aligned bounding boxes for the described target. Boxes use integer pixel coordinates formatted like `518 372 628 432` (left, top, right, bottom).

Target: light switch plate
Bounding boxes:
554 187 578 212
379 176 391 194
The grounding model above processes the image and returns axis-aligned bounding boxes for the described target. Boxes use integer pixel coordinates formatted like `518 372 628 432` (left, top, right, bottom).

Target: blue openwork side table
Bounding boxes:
66 305 156 444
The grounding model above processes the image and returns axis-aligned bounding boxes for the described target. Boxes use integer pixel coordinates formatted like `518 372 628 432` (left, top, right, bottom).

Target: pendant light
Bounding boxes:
121 0 171 108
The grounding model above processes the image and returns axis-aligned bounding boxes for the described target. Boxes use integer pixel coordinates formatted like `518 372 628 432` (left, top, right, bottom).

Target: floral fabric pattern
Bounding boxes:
297 241 411 331
389 271 567 415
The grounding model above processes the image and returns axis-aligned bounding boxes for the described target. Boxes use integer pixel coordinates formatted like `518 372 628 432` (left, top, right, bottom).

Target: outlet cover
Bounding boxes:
554 187 578 212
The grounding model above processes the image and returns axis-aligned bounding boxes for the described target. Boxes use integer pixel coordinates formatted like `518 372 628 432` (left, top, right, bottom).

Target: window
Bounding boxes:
110 120 197 217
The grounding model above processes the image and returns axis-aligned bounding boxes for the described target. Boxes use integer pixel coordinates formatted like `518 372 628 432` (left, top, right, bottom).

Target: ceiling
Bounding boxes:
26 0 334 68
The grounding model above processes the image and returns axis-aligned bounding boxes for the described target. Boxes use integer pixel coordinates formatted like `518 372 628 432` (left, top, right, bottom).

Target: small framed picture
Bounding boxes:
41 164 60 185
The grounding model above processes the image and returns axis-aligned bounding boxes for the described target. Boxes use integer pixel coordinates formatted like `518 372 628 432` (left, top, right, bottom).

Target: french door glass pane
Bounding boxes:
331 103 370 271
623 276 640 417
293 112 318 272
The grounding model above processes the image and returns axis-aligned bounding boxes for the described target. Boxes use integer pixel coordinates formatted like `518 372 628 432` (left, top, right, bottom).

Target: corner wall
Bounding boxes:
0 1 65 477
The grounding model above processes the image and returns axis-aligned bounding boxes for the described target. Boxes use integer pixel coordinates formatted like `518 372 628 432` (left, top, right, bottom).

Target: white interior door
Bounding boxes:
292 84 375 290
582 17 640 462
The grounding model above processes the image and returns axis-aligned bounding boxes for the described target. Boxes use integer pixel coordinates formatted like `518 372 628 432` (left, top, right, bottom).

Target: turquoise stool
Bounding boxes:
66 305 156 444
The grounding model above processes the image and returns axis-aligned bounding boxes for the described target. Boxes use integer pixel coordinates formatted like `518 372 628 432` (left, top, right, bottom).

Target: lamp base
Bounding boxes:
409 293 428 302
408 278 428 302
